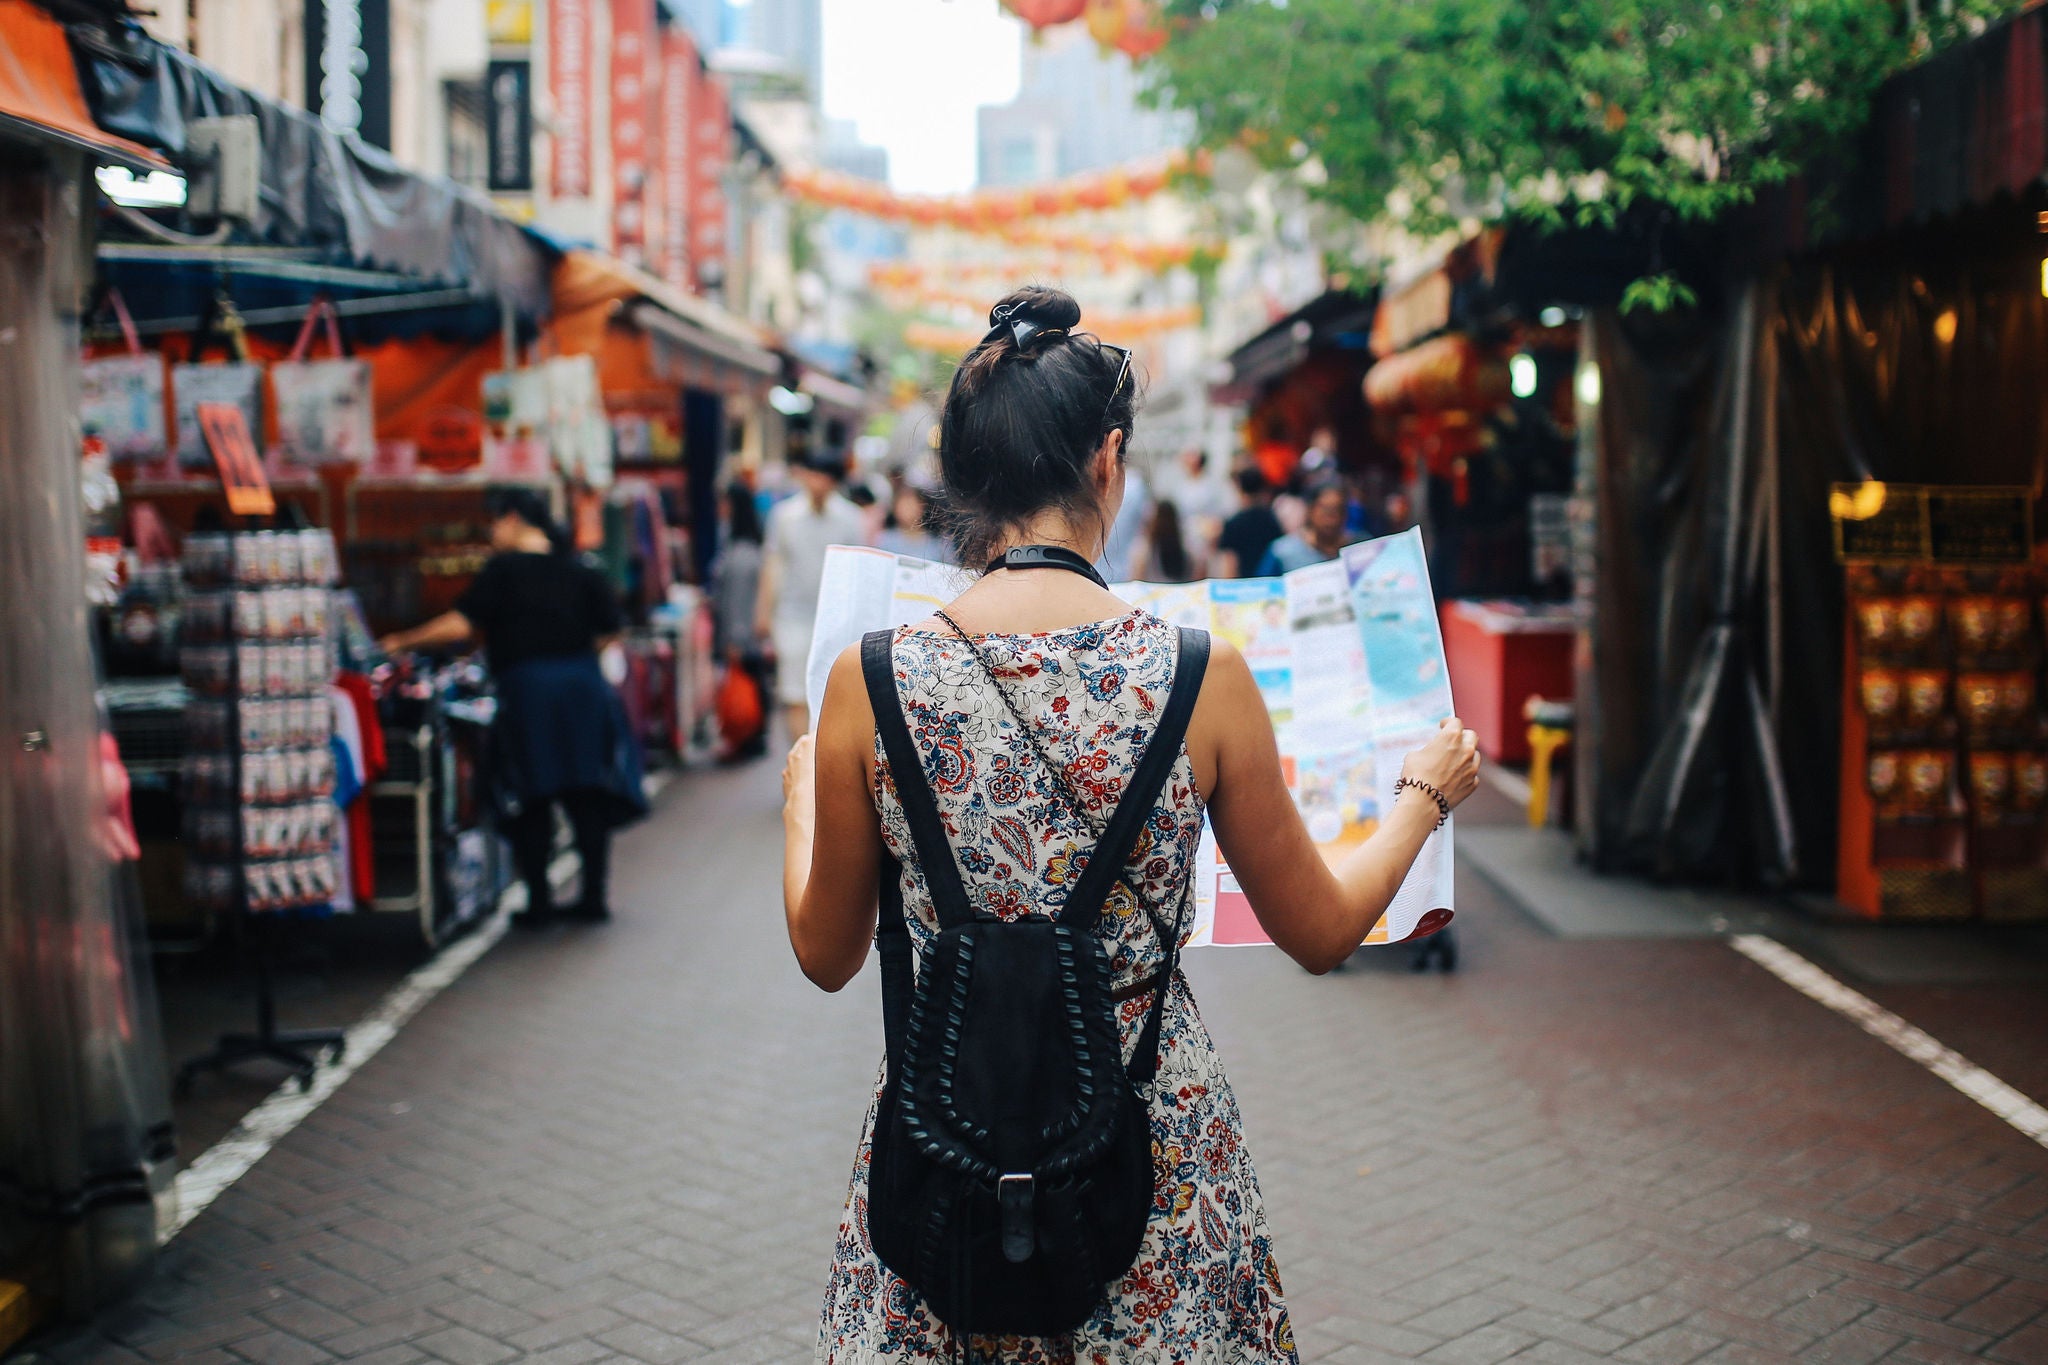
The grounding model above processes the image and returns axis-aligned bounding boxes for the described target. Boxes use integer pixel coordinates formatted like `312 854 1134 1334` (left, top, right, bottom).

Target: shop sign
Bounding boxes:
486 0 533 45
609 0 654 263
417 406 484 472
658 27 695 290
485 59 533 192
1831 482 2034 563
547 0 592 197
306 0 392 150
690 71 730 288
197 402 275 517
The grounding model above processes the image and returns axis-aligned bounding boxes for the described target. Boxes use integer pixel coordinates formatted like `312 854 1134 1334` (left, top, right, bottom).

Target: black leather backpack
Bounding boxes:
858 624 1212 1340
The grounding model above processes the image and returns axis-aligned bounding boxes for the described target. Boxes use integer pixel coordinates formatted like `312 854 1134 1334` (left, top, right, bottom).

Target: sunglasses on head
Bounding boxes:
1100 344 1132 422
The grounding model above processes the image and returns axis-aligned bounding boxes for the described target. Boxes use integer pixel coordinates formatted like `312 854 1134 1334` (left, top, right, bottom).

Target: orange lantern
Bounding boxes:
1116 11 1168 59
1085 0 1166 57
1084 0 1126 46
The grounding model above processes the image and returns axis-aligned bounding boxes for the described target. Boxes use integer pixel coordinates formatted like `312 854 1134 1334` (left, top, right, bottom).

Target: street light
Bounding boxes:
1575 359 1602 408
95 166 187 208
1509 353 1538 399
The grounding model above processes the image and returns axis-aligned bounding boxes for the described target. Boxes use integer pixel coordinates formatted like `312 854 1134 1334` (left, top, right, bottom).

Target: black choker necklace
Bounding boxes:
985 544 1108 589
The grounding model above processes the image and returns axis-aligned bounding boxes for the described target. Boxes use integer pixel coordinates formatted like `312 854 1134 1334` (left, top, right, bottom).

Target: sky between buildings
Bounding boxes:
818 0 1022 194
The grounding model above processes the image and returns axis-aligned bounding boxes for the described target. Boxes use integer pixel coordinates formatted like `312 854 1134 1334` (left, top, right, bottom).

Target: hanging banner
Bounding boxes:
689 70 730 289
609 0 654 263
547 0 592 198
658 25 695 291
485 59 533 192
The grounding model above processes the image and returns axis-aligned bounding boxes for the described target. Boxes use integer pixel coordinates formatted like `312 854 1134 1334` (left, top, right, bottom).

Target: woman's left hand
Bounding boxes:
782 734 816 822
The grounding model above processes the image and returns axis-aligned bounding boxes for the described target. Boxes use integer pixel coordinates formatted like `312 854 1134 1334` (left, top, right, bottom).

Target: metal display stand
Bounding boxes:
173 528 346 1095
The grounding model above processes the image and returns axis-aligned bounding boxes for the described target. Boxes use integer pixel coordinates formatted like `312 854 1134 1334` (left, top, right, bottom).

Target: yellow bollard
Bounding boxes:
1526 724 1570 828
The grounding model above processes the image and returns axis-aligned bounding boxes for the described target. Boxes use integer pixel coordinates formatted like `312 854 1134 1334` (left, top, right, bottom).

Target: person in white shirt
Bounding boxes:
757 450 869 740
1158 447 1233 576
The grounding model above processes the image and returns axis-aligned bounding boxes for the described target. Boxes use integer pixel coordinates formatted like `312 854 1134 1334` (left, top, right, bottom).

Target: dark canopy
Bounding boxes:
72 25 554 320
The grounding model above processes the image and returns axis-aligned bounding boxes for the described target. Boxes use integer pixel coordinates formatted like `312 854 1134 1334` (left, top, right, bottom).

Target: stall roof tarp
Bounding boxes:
92 244 515 346
1862 5 2048 231
1219 288 1379 400
73 26 554 318
0 0 164 168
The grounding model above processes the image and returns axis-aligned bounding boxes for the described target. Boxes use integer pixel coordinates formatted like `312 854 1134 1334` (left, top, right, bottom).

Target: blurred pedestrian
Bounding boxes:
1143 498 1194 582
1259 480 1355 575
1215 466 1284 578
1098 459 1150 581
711 482 771 759
377 487 645 928
1299 425 1338 481
757 450 867 741
876 481 949 562
782 285 1482 1360
1159 446 1229 573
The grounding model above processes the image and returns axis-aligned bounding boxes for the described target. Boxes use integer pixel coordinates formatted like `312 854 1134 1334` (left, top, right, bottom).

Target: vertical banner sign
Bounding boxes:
305 0 391 149
689 72 731 289
658 26 695 290
609 0 655 262
547 0 592 197
485 60 533 191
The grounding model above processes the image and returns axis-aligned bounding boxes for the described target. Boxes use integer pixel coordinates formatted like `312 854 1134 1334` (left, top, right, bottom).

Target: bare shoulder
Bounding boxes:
827 639 871 692
1192 634 1254 700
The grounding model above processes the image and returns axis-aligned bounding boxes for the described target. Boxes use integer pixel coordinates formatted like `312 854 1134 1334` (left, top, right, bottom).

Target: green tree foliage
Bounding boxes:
1150 0 2024 304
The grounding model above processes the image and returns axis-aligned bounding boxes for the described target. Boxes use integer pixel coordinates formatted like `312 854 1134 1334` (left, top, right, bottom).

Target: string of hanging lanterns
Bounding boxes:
778 149 1207 231
903 303 1202 353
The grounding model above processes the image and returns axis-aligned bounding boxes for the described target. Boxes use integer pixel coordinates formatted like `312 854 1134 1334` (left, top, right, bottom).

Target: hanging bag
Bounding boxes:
714 659 765 759
79 287 167 464
859 624 1211 1339
172 294 263 468
270 298 375 466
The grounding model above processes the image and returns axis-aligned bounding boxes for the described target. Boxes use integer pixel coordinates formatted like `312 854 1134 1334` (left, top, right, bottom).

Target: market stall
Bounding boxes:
65 16 570 956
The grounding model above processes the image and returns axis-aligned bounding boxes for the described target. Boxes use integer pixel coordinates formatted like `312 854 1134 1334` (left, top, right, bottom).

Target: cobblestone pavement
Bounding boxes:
21 764 2048 1364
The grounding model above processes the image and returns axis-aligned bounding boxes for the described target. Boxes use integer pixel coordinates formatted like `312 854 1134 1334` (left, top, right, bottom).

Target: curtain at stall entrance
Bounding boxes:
0 146 174 1316
1578 282 1800 887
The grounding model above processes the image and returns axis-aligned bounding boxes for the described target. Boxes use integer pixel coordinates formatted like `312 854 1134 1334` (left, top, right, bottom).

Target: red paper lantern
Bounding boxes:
1003 0 1087 26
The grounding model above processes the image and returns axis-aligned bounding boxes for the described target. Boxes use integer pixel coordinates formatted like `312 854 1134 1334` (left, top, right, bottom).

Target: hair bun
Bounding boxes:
989 286 1082 333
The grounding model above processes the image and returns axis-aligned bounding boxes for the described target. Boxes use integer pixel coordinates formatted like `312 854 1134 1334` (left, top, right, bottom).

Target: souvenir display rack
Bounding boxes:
1838 556 2048 920
172 528 347 1092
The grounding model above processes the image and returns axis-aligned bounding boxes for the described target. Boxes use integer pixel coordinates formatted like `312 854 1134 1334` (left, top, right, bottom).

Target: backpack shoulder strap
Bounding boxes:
860 629 977 930
1057 626 1212 929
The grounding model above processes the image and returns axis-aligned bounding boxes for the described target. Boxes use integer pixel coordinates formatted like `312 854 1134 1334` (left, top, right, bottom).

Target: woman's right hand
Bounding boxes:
1399 717 1482 809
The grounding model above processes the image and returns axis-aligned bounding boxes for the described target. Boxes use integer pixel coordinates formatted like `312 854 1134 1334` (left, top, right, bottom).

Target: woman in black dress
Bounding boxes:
379 488 646 927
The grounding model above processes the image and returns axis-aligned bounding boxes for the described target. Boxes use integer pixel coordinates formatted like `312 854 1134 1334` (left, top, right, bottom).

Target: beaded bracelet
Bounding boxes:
1393 776 1451 830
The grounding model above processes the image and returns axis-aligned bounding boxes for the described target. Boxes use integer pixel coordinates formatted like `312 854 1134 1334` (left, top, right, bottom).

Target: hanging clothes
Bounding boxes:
332 672 386 902
327 685 366 913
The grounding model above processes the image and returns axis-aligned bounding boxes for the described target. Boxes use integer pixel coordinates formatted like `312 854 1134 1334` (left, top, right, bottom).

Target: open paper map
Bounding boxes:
805 527 1456 947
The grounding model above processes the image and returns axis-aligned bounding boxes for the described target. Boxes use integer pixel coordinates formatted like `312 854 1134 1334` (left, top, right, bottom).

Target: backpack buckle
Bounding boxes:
997 1172 1035 1264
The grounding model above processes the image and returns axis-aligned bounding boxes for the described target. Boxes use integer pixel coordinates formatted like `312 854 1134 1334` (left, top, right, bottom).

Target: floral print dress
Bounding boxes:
818 610 1299 1365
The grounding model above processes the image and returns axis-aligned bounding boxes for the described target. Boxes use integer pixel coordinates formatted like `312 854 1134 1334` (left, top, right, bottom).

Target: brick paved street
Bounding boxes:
19 763 2048 1364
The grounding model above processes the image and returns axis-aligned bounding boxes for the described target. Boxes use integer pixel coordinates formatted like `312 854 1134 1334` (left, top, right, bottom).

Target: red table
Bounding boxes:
1439 599 1577 764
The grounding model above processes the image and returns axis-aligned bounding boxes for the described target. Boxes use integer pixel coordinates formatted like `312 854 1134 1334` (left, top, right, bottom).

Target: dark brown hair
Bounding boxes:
932 287 1139 568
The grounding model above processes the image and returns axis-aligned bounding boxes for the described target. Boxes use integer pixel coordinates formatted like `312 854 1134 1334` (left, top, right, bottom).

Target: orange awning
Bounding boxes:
0 0 168 169
549 250 779 403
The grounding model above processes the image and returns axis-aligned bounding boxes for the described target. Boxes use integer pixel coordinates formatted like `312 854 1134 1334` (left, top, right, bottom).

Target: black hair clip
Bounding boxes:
987 301 1066 353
